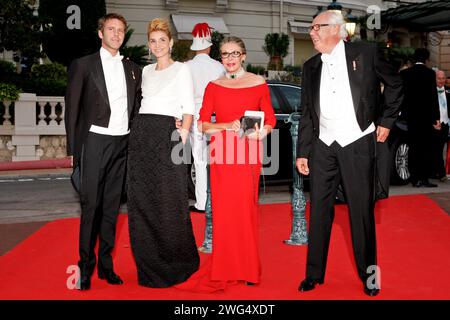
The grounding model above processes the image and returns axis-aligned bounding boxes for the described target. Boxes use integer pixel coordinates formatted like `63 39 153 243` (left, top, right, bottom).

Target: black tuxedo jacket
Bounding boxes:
443 88 450 120
400 64 439 132
65 51 142 165
447 89 450 117
297 41 404 159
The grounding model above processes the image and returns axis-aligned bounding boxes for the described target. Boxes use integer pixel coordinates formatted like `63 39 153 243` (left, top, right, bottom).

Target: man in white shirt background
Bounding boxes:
186 23 225 213
431 69 450 181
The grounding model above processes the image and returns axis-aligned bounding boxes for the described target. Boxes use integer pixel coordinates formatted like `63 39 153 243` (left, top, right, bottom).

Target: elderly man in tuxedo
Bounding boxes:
296 10 403 296
65 13 142 290
430 70 450 181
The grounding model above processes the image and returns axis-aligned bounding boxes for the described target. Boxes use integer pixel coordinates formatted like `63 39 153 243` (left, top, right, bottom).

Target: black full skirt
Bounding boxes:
127 113 199 287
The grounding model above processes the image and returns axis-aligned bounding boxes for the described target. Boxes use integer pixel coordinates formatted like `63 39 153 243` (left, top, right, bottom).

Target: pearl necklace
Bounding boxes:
226 67 245 79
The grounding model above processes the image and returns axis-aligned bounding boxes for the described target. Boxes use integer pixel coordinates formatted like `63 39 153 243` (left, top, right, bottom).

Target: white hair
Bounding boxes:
318 10 348 39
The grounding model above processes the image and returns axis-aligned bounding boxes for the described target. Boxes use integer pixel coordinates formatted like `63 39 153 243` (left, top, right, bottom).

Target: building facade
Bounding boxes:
106 0 382 68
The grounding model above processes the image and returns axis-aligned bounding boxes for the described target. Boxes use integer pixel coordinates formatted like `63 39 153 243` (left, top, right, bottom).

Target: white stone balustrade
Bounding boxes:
0 93 66 161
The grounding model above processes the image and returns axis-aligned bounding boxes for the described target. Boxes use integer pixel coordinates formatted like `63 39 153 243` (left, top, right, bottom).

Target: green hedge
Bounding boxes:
246 64 266 75
0 61 16 76
31 63 67 81
0 83 20 101
0 62 68 96
22 78 67 96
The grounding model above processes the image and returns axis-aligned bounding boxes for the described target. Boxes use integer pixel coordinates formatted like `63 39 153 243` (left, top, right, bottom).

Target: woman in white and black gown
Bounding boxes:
127 18 199 288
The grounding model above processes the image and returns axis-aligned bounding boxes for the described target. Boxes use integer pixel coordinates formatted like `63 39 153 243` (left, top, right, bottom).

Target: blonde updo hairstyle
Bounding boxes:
147 18 172 40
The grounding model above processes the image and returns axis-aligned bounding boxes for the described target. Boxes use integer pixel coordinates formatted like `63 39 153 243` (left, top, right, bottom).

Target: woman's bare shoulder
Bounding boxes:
245 72 266 84
243 72 266 86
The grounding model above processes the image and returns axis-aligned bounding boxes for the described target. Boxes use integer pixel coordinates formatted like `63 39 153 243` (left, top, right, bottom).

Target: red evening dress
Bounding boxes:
175 82 276 292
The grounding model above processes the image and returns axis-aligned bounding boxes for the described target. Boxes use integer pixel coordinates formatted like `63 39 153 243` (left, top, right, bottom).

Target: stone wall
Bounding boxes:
36 136 67 160
0 136 15 162
0 135 68 162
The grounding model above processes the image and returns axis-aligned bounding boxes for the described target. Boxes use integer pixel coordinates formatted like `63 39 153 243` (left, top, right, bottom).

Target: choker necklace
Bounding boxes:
226 67 245 79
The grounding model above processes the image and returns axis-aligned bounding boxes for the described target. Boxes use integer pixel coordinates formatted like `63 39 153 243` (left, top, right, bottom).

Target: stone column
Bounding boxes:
12 93 39 161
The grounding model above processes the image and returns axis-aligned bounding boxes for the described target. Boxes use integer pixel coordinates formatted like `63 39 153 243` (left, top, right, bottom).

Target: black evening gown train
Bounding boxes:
127 113 199 288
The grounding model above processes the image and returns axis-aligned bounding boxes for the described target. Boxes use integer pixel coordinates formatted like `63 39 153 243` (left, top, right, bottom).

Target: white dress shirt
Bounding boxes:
90 47 129 136
319 40 375 147
186 54 225 119
139 61 195 118
437 86 449 124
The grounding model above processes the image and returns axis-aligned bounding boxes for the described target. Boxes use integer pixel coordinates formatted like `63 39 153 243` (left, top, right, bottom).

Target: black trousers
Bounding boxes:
78 132 128 276
408 127 434 184
430 123 449 179
306 132 377 282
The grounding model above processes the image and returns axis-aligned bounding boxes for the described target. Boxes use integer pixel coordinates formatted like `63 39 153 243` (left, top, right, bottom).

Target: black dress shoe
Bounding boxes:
422 180 437 188
298 278 324 292
98 270 124 285
412 181 422 187
189 205 205 213
363 284 380 296
413 180 438 188
78 275 91 290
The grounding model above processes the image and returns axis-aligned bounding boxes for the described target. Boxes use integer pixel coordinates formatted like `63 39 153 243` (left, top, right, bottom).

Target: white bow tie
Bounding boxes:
321 53 334 64
108 54 123 62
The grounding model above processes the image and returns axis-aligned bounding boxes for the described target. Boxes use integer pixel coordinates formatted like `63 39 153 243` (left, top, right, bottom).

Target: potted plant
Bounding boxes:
0 82 20 125
263 33 290 71
120 29 149 66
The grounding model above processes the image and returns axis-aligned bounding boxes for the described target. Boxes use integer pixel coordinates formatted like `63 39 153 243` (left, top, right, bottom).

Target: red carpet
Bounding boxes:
0 194 449 300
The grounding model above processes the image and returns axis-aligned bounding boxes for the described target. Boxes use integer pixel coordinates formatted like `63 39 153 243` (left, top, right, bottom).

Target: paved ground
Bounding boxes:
1 168 449 256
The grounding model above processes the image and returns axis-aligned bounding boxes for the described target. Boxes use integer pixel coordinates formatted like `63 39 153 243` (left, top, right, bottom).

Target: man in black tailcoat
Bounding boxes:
400 48 440 187
296 10 403 296
65 13 142 290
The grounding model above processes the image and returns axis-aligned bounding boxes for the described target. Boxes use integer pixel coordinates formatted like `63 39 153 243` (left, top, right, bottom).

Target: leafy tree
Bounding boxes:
263 33 290 70
211 31 224 62
0 61 17 83
0 0 43 72
31 62 67 81
23 62 68 96
39 0 106 66
171 41 191 63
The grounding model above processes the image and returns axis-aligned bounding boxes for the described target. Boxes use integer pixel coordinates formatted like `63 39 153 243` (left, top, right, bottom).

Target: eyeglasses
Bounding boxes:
309 24 333 32
221 51 243 59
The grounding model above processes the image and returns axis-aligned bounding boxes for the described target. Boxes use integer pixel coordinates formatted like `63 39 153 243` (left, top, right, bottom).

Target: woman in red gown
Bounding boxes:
176 36 276 292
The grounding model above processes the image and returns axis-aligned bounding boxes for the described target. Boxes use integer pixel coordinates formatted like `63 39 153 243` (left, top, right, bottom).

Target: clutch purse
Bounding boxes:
240 116 262 134
238 111 264 137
